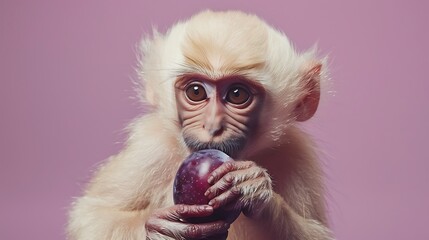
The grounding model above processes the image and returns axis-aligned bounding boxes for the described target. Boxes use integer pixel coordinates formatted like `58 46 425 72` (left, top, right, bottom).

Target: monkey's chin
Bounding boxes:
182 135 247 158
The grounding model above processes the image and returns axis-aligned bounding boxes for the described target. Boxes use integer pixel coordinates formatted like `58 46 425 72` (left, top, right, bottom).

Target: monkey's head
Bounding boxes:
139 10 325 158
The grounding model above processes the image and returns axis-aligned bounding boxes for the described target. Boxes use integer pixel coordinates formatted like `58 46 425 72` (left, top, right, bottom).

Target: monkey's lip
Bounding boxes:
189 144 230 156
183 135 246 159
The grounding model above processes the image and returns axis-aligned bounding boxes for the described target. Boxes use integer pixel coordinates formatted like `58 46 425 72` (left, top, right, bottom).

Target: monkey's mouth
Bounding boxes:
183 135 246 158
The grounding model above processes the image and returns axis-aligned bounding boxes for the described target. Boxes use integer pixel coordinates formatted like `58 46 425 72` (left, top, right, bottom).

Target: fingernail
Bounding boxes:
178 205 185 214
208 176 214 184
204 189 210 197
208 199 215 206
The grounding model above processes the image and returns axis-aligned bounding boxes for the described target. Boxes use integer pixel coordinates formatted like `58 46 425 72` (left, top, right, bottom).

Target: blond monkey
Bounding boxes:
67 10 334 240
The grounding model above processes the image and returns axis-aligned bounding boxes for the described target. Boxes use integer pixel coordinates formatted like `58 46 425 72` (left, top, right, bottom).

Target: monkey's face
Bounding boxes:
175 74 265 158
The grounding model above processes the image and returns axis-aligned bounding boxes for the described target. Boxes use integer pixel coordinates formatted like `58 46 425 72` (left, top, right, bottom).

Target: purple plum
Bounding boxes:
173 149 239 223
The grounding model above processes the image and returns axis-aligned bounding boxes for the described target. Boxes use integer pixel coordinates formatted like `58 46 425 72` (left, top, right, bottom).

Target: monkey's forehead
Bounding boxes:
163 10 298 83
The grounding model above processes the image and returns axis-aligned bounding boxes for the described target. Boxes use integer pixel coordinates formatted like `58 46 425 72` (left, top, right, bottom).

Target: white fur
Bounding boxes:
68 10 333 240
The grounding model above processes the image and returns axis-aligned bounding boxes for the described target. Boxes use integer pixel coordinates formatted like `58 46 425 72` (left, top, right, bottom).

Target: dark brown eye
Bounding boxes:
185 84 207 102
226 85 250 105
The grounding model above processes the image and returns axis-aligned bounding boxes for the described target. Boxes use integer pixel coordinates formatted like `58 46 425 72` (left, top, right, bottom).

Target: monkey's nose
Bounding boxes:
203 122 224 137
204 98 225 137
208 126 224 136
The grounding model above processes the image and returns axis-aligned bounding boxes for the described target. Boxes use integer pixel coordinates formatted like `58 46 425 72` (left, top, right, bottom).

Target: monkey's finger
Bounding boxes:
205 166 267 199
205 171 239 199
208 161 256 184
180 221 230 240
162 204 214 221
208 186 241 209
147 218 230 240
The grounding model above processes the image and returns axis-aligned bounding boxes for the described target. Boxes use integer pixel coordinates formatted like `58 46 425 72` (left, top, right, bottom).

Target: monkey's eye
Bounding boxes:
185 84 207 102
226 85 250 105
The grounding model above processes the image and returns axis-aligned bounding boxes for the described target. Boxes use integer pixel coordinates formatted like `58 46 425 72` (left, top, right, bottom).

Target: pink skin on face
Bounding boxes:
175 74 265 158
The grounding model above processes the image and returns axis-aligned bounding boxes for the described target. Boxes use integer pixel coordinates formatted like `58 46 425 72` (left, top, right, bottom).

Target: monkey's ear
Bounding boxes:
294 63 322 122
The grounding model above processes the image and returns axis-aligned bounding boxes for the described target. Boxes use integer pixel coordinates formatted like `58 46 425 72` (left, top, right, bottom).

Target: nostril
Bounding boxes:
209 126 224 136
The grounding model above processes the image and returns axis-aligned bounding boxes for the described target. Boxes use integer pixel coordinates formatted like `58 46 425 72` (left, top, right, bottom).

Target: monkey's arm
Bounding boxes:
66 115 164 238
260 192 333 240
67 148 161 239
67 194 149 239
260 129 334 239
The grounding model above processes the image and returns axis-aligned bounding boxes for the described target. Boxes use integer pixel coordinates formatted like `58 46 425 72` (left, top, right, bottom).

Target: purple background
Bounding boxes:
1 1 428 239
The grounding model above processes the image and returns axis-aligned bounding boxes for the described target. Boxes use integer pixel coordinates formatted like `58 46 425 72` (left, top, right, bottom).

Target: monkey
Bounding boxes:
67 10 334 240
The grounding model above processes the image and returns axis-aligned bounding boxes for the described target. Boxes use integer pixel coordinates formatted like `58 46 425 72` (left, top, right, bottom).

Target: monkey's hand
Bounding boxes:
204 161 273 218
145 204 230 240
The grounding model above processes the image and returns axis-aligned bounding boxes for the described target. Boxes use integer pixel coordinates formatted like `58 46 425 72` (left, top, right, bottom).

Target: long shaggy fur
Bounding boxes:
68 10 333 240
